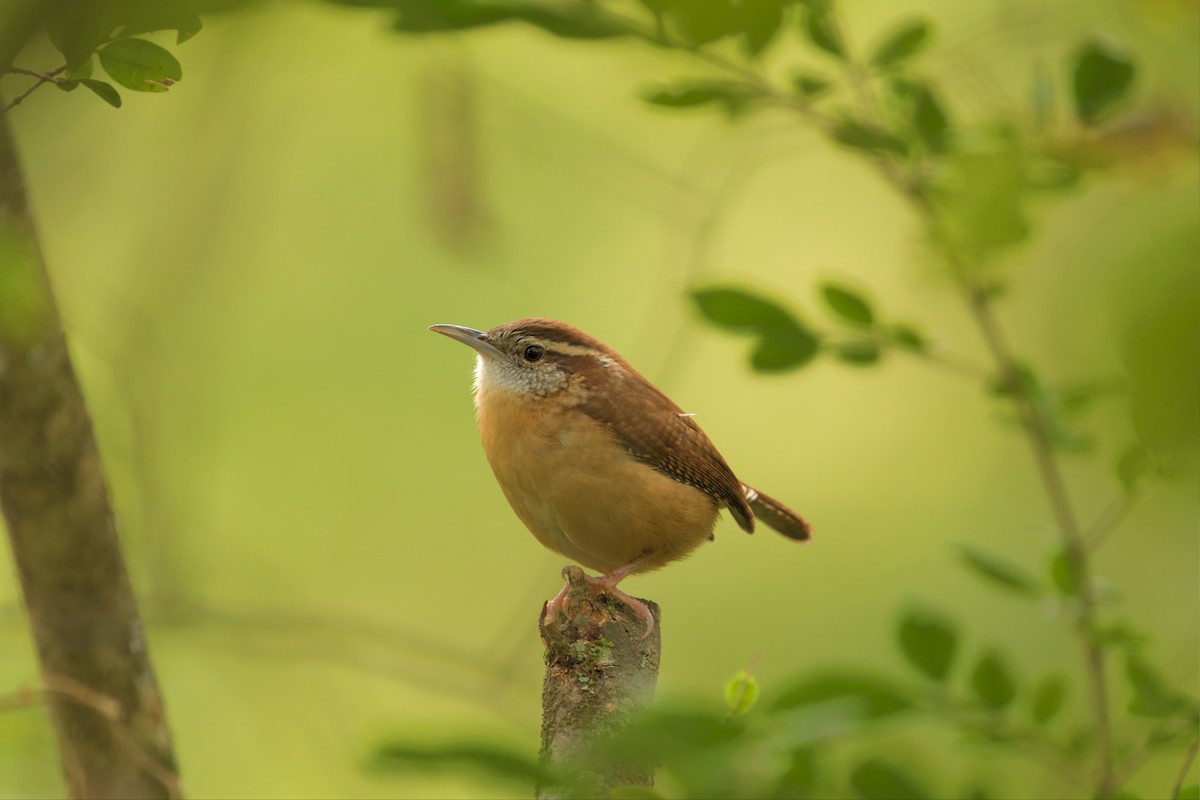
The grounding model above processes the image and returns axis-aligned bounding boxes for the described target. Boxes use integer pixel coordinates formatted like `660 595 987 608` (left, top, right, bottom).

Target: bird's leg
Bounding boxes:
544 555 655 637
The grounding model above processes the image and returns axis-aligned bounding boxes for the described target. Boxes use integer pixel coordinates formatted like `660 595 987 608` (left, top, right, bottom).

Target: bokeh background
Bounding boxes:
1 0 1197 797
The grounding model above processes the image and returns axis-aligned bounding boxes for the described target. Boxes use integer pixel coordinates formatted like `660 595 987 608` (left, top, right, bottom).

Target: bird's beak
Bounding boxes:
429 324 504 359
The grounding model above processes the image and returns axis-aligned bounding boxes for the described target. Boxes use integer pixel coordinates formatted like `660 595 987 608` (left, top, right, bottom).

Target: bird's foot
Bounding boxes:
544 564 655 639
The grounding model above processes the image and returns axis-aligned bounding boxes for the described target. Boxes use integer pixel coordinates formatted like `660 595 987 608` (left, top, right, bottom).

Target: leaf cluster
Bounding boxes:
692 283 927 373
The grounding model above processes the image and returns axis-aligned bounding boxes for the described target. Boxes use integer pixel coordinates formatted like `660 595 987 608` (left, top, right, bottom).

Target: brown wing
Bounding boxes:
578 367 756 533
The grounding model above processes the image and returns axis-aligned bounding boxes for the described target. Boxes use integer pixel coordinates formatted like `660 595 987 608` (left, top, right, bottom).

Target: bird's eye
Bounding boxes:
523 345 544 363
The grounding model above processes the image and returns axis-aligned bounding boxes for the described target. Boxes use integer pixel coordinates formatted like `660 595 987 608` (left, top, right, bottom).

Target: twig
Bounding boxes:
1 675 182 797
1173 736 1200 800
1085 491 1139 554
955 267 1115 797
822 327 992 378
2 65 67 113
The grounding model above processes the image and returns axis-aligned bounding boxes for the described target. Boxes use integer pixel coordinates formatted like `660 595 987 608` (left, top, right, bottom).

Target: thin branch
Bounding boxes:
1085 490 1140 554
811 5 1115 794
1174 736 1200 800
933 690 1077 768
2 65 67 113
951 262 1115 797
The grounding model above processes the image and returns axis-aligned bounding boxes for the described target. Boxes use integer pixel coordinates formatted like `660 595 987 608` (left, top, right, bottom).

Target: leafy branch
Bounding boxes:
1 9 199 112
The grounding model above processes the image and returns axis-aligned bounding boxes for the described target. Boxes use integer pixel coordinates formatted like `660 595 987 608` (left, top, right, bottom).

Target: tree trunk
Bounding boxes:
0 106 181 798
538 566 661 799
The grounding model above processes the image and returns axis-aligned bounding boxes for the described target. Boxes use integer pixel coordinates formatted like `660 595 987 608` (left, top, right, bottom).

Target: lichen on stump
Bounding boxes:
538 565 661 799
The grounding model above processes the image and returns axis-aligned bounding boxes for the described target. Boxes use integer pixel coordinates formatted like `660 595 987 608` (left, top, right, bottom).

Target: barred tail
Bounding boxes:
743 485 812 541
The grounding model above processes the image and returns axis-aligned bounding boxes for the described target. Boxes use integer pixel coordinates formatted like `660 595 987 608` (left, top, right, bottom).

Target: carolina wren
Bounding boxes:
430 318 811 633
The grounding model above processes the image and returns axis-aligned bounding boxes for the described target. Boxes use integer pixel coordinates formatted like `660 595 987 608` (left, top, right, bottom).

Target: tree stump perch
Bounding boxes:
538 566 661 799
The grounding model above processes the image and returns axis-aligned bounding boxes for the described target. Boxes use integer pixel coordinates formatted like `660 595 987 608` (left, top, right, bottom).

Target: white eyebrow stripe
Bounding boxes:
543 341 606 358
678 412 697 418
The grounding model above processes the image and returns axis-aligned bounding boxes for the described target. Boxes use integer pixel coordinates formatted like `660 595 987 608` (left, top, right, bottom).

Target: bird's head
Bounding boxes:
429 318 623 401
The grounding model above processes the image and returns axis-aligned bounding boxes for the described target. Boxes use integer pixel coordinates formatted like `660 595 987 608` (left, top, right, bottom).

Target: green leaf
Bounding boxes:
971 650 1017 711
54 12 116 71
910 82 950 152
66 56 93 80
1125 655 1164 699
1178 786 1200 800
80 78 121 108
850 759 931 800
176 15 203 44
752 324 820 372
820 283 875 325
833 341 881 366
724 670 760 715
117 12 203 44
832 119 907 156
1126 655 1197 719
666 0 738 46
775 748 817 798
986 362 1038 399
955 544 1040 595
889 324 928 352
793 71 832 98
772 672 915 719
801 6 844 58
898 608 958 682
1071 38 1135 124
369 741 544 787
691 286 795 331
737 0 788 56
939 142 1030 258
517 5 628 39
644 79 760 116
98 38 181 92
1122 253 1200 465
870 19 932 68
1031 675 1066 724
1117 443 1151 493
692 286 819 372
1048 549 1082 598
1025 157 1083 192
612 709 746 764
391 1 521 33
1094 622 1148 649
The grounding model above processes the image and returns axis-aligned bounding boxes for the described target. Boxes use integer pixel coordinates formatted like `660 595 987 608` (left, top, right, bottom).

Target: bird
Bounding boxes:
430 318 811 634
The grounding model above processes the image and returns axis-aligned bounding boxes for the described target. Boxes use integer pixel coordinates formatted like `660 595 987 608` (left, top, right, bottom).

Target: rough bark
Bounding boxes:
0 107 180 798
538 566 661 799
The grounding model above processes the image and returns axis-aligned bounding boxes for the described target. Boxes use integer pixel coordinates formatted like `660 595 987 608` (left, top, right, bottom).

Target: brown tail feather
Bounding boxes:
743 485 812 541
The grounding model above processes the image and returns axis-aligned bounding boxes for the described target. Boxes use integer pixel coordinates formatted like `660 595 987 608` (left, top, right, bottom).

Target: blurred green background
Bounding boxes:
0 0 1197 797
